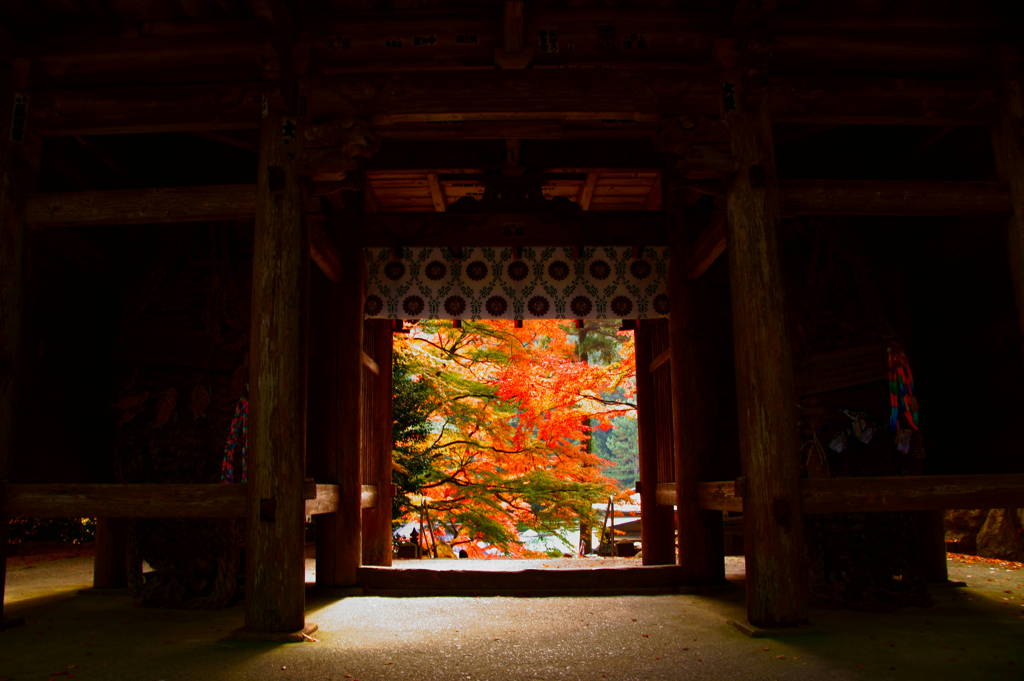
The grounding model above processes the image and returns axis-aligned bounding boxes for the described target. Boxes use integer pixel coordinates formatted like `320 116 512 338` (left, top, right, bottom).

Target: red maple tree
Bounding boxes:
393 319 636 557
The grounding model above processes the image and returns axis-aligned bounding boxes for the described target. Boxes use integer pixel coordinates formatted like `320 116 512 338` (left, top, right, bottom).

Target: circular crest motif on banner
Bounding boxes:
364 295 383 316
611 296 633 316
466 261 489 281
385 261 406 280
548 260 570 281
570 295 593 317
527 295 551 316
629 259 652 280
589 260 611 280
425 260 448 281
485 295 509 317
402 296 425 316
444 295 467 317
507 261 530 281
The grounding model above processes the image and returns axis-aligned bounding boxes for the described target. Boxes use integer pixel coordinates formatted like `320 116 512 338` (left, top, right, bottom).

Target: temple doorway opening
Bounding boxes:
388 318 639 564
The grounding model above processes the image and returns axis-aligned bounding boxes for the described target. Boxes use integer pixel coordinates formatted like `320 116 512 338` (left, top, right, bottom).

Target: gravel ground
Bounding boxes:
2 551 1023 681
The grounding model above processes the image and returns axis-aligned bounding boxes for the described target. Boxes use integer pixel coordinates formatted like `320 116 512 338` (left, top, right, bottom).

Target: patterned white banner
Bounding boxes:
364 246 670 320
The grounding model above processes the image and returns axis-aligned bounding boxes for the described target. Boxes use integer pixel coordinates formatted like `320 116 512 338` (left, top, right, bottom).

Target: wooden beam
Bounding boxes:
361 211 668 247
26 187 345 288
781 180 1012 217
25 72 995 141
3 483 248 518
308 213 342 284
27 190 668 247
361 350 379 376
245 108 308 634
28 179 1005 232
22 27 271 71
770 76 996 126
762 35 990 74
795 343 889 397
26 185 257 228
305 10 497 72
360 483 379 510
655 482 676 507
373 110 662 126
25 178 1007 233
15 12 998 77
306 484 339 515
683 213 726 279
358 564 685 595
30 83 264 136
725 82 807 626
2 481 352 517
648 348 671 373
696 481 743 512
315 71 718 124
802 475 1024 513
426 173 447 212
690 475 1024 514
578 172 598 211
374 120 660 141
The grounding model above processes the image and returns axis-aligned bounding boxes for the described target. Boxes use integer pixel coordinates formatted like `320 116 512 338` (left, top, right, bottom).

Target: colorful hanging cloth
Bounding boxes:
220 393 248 483
887 342 919 432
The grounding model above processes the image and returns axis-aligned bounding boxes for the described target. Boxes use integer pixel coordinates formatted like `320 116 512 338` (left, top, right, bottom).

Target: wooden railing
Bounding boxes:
653 474 1024 514
1 482 379 518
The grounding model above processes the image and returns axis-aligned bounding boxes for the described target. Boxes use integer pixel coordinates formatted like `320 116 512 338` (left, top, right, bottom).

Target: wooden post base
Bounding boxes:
228 622 319 643
730 619 817 638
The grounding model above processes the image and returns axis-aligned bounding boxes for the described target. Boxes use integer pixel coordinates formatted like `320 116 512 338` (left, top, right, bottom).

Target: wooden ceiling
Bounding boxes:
366 169 662 212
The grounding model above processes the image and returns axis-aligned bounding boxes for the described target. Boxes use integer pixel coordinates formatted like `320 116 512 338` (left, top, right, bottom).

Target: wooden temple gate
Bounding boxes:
3 0 1024 635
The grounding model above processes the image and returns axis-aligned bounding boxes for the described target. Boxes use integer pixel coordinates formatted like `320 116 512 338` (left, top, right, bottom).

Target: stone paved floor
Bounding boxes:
2 550 1023 681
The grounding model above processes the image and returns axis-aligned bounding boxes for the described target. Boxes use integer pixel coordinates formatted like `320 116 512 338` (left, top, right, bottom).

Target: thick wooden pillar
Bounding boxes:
635 323 676 565
1 61 37 628
725 95 808 626
361 320 394 566
996 48 1024 347
244 107 309 634
669 239 725 584
316 240 364 586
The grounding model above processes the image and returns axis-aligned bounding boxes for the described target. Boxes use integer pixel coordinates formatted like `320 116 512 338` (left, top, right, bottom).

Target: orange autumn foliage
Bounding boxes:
393 319 636 557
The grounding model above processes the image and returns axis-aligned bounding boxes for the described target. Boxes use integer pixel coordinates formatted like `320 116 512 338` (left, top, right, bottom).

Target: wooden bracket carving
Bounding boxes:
656 117 735 180
301 116 378 182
